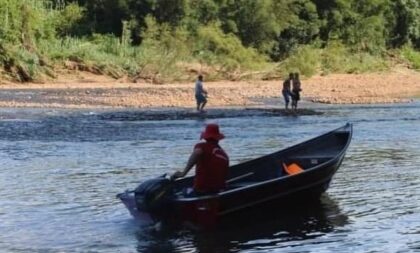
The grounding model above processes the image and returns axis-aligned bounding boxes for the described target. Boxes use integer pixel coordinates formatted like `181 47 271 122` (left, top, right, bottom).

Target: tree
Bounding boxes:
218 0 281 53
389 0 420 48
274 0 320 60
312 0 391 53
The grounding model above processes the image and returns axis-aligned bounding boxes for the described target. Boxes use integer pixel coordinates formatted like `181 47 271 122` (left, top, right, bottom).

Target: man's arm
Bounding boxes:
171 148 203 179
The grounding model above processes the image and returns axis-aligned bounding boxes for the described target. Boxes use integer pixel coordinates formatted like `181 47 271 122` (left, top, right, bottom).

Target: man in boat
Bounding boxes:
282 73 293 110
171 123 229 195
195 75 208 112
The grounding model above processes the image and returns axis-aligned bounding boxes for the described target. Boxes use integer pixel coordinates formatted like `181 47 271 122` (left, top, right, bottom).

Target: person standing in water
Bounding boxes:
282 73 293 110
291 72 302 110
195 75 208 112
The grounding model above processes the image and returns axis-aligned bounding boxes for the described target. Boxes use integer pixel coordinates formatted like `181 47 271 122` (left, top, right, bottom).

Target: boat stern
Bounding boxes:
116 191 153 221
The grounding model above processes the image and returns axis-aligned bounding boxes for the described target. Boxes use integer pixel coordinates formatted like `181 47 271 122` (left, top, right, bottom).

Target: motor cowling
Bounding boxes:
134 176 173 216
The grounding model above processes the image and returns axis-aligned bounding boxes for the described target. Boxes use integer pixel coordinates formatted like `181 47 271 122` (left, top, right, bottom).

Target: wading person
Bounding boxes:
291 72 302 110
282 73 293 110
171 123 229 195
195 75 208 112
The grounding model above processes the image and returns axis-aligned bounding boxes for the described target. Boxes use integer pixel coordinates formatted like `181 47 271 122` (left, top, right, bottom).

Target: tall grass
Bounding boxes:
400 45 420 70
321 41 388 74
38 18 271 82
275 42 390 79
279 45 320 77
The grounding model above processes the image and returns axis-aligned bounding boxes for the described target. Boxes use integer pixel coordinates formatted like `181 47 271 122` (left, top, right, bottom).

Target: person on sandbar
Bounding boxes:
282 73 293 110
171 123 229 195
291 72 302 110
195 75 208 112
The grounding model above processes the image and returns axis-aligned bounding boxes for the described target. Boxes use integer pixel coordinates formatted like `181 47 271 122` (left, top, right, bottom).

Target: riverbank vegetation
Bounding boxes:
0 0 419 83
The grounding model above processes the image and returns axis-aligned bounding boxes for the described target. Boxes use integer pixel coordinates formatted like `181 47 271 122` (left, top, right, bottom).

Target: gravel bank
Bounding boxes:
0 69 419 109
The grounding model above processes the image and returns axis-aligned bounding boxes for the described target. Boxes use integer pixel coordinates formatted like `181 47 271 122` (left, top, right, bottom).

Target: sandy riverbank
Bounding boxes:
0 68 419 109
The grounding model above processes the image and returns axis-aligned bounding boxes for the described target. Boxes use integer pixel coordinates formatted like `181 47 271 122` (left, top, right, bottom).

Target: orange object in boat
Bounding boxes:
283 163 304 175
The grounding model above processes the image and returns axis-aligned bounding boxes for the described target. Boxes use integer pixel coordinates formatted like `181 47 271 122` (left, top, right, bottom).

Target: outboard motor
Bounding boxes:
134 175 174 218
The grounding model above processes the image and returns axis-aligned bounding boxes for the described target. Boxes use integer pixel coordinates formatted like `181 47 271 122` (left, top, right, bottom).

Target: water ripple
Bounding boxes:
1 103 420 252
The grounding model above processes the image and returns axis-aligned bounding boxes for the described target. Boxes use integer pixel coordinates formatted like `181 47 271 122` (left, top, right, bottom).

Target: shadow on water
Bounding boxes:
134 194 348 253
98 108 322 121
0 108 321 142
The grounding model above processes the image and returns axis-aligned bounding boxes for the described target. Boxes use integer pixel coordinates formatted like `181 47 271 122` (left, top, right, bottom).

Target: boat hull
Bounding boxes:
118 123 352 228
174 156 344 227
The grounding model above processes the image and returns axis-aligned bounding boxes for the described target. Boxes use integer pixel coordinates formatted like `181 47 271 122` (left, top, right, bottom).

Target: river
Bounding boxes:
0 101 419 253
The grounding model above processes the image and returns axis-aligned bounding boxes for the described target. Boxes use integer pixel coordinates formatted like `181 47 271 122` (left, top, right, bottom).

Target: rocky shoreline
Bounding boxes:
0 69 419 109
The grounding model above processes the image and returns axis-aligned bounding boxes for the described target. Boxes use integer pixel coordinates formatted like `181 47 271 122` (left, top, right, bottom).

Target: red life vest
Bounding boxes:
193 142 229 193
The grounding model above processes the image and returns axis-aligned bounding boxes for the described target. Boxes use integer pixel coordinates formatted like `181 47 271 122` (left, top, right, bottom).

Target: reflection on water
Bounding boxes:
1 102 420 252
134 195 348 253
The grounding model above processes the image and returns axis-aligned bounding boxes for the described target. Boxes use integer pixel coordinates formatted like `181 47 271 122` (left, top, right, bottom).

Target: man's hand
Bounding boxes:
171 171 184 180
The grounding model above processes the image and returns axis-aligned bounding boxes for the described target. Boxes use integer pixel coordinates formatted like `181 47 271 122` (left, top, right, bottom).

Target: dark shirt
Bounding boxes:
283 79 291 92
292 79 301 91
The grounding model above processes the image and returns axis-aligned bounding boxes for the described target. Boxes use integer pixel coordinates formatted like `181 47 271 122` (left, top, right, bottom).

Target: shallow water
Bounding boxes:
0 102 420 253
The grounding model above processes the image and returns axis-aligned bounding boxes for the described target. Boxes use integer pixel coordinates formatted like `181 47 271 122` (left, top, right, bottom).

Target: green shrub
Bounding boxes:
321 41 389 74
279 45 320 77
321 41 349 74
400 45 420 70
343 53 389 73
0 0 58 81
0 43 45 81
134 16 193 82
54 3 85 36
194 23 269 79
0 0 57 45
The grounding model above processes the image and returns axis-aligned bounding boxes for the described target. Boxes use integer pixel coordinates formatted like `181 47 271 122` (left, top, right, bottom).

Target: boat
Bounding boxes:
117 123 352 227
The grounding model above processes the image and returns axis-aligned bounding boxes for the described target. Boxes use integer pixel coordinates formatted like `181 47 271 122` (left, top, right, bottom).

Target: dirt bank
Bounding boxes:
0 68 419 109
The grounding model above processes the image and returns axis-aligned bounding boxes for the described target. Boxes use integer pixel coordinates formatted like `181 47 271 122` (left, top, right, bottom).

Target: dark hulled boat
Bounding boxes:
117 123 352 227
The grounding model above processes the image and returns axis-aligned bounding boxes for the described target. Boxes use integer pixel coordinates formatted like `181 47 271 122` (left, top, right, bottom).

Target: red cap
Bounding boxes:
200 124 225 140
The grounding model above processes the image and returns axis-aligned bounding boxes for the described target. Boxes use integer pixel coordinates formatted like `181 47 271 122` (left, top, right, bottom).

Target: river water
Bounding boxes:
0 101 419 253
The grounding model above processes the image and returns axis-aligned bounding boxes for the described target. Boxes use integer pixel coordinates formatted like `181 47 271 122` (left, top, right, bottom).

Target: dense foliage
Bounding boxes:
0 0 419 82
